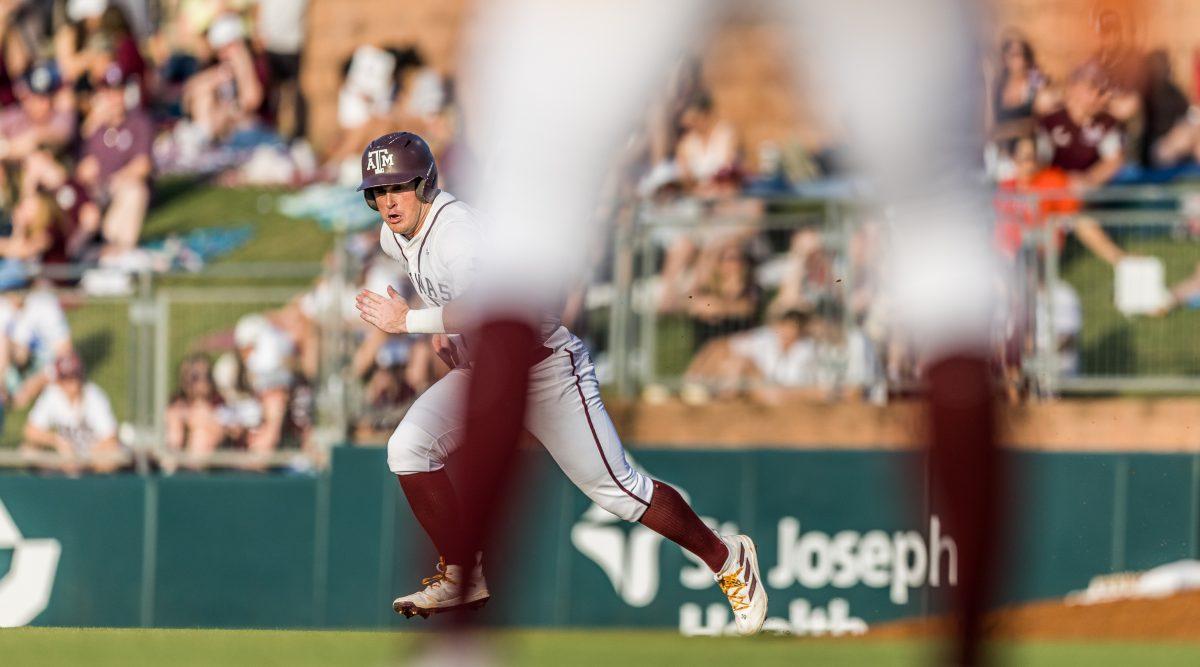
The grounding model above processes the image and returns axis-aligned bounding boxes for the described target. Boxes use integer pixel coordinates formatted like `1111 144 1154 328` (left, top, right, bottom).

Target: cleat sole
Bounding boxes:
393 595 491 619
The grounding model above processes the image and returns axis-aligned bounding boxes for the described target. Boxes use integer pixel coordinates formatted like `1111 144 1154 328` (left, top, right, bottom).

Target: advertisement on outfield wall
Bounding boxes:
552 451 946 635
570 498 957 636
0 448 1191 630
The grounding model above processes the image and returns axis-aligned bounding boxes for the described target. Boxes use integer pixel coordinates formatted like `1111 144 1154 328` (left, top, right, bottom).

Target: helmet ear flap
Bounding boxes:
415 161 437 204
364 190 379 210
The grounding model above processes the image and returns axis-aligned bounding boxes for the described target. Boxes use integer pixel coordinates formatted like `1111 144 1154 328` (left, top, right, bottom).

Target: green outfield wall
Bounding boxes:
0 448 1197 634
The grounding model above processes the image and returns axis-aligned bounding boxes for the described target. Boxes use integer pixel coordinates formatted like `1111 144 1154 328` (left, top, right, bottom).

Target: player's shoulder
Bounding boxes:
428 191 485 240
432 190 482 225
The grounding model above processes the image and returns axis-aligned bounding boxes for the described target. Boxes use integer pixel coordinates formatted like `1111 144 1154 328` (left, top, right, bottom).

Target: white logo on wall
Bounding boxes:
0 499 61 627
366 149 394 174
571 502 663 607
570 474 958 636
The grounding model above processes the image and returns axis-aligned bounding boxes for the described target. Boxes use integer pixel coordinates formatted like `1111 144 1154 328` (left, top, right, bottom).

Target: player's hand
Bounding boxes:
356 286 410 334
431 334 462 368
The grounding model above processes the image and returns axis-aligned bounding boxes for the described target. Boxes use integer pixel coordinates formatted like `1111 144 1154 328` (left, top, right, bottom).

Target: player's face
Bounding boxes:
373 183 425 236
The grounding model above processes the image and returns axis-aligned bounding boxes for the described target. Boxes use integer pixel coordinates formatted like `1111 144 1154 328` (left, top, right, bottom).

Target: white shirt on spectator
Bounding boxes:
11 289 71 369
1036 279 1082 376
28 381 117 456
256 0 307 55
0 296 19 336
677 121 737 183
246 325 295 392
730 326 818 387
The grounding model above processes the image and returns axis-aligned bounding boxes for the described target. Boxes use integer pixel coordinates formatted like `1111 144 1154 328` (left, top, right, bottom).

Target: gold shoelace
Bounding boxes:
420 557 456 589
717 567 749 612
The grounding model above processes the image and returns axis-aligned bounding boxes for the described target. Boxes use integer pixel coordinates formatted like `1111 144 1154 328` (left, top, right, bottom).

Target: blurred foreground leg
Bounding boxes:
782 1 1000 663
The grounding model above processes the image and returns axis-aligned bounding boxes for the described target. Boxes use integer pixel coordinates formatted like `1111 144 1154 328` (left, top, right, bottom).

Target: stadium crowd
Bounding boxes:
5 2 1200 473
0 0 474 474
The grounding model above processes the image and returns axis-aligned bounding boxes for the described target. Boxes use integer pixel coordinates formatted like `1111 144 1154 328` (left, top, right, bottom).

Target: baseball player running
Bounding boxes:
353 131 766 634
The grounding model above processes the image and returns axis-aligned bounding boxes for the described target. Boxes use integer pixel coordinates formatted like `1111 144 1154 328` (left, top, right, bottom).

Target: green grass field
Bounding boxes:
0 182 333 447
2 628 1199 667
1060 230 1200 378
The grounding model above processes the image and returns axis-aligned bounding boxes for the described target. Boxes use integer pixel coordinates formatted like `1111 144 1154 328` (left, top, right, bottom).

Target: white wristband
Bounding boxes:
405 307 446 334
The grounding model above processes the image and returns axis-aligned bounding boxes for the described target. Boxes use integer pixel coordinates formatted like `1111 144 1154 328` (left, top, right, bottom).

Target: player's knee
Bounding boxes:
386 421 444 475
586 467 653 522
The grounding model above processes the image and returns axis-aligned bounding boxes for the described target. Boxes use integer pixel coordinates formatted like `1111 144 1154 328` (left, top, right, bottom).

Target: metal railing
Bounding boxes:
7 183 1200 475
605 184 1200 399
0 260 345 472
1014 185 1200 395
605 194 872 399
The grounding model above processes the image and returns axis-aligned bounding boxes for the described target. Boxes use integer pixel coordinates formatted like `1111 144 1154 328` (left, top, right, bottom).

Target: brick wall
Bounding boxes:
300 1 1200 163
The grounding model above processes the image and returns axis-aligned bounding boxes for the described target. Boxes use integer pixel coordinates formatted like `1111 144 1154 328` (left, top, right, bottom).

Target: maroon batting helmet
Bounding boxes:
357 131 439 209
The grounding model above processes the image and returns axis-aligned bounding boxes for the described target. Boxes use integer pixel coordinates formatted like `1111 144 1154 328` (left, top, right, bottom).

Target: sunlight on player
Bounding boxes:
353 132 768 634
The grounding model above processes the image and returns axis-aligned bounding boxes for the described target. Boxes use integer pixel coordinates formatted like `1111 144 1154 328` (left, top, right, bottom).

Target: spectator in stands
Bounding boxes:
684 242 760 349
994 133 1126 266
675 90 739 198
0 194 60 290
0 62 76 166
56 0 145 94
255 0 309 141
1037 61 1124 190
22 60 148 261
681 309 819 404
75 62 153 257
1090 6 1144 128
322 45 449 177
1035 278 1082 378
20 351 122 475
0 6 18 109
183 13 267 144
1141 50 1200 169
767 226 837 319
988 34 1050 131
234 313 305 469
8 281 72 408
160 353 226 473
211 349 258 451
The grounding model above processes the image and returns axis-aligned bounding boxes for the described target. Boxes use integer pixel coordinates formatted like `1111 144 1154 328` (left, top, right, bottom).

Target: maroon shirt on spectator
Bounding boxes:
84 109 154 183
0 55 14 108
1037 109 1122 172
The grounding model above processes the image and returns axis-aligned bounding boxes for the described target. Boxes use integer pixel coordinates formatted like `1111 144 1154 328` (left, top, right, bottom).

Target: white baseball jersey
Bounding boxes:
377 191 654 521
28 381 118 456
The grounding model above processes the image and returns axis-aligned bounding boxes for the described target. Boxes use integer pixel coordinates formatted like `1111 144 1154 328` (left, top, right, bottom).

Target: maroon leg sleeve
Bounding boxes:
456 319 538 572
397 470 470 567
926 354 1004 667
639 480 730 572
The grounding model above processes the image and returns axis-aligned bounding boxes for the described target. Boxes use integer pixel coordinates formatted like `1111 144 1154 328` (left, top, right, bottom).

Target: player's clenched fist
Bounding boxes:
356 286 410 334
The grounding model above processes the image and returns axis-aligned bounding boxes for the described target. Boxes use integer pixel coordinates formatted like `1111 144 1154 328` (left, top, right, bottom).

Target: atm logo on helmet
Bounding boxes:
367 149 395 173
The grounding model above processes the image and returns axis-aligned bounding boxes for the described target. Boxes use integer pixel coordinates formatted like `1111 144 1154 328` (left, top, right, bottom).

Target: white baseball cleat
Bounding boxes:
715 535 768 635
393 556 490 618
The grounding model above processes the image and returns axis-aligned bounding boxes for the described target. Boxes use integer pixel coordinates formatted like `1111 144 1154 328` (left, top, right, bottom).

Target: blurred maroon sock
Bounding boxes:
457 319 537 569
639 480 729 572
397 470 469 567
926 353 1003 667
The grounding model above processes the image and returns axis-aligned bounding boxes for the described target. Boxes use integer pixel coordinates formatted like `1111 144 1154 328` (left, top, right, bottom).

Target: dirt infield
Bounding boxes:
870 591 1200 641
